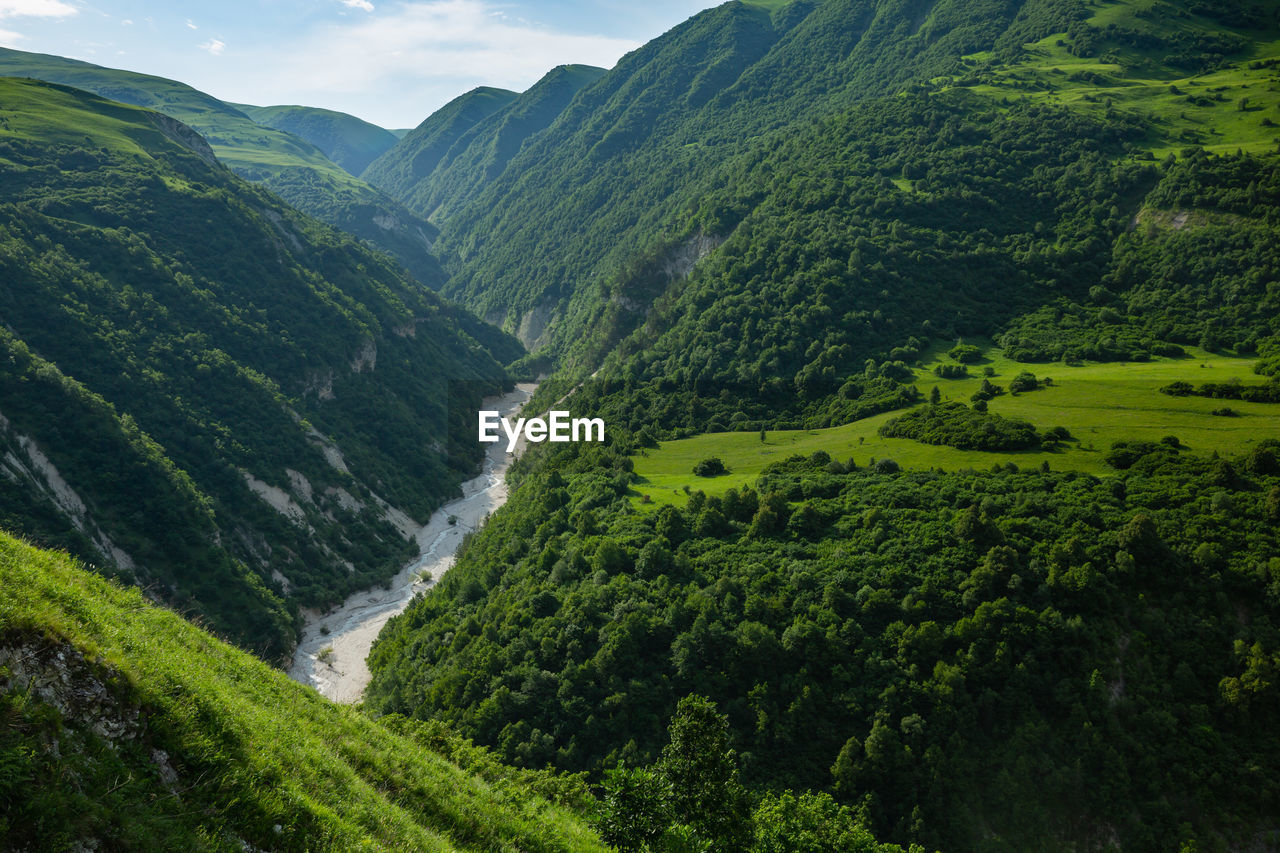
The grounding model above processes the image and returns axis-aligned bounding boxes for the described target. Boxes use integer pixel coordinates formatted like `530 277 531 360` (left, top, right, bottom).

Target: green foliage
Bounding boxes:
0 529 606 851
751 791 903 853
599 767 672 852
948 343 983 364
879 402 1041 451
1008 371 1041 393
1161 378 1280 403
933 363 969 379
658 696 753 852
368 66 607 221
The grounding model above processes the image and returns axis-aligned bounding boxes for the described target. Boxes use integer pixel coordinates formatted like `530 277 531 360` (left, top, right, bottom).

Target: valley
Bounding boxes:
4 0 1280 849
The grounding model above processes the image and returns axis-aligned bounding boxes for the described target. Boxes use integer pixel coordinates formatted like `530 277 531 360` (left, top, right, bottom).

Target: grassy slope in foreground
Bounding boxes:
633 345 1280 506
0 528 605 852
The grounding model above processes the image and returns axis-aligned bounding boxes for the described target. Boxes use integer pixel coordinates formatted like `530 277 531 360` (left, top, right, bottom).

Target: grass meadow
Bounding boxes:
631 343 1280 507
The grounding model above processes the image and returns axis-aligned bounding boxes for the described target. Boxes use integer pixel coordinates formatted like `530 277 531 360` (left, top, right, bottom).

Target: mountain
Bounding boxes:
0 47 445 288
364 0 1280 849
362 86 520 213
0 76 521 659
367 65 606 223
235 102 400 176
375 0 1279 370
0 528 608 852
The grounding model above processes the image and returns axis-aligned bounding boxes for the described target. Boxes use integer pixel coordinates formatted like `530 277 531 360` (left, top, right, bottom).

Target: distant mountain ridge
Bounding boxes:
364 65 606 222
0 46 446 288
362 86 520 215
234 102 401 176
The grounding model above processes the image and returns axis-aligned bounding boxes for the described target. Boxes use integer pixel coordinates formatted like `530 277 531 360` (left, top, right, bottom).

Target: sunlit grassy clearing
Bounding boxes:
631 345 1280 507
952 1 1280 158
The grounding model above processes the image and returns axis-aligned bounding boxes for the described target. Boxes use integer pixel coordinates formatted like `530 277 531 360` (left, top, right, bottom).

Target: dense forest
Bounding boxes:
370 434 1280 850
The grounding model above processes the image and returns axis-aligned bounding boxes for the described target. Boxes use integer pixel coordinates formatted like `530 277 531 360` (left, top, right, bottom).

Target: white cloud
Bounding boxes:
199 38 224 55
207 0 636 125
186 18 197 29
0 26 21 43
341 0 374 11
0 0 76 19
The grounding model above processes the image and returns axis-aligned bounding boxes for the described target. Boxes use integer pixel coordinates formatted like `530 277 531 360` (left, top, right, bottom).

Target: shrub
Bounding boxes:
693 457 728 477
880 403 1039 451
1009 371 1040 393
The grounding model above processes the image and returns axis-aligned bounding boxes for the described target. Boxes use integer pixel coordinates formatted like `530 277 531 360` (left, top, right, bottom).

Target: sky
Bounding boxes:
0 0 720 128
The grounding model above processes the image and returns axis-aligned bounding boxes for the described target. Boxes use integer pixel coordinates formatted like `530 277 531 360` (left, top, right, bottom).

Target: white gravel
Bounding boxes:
287 382 535 703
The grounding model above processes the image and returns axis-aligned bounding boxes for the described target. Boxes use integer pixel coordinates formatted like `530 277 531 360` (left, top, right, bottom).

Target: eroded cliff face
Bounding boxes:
0 635 194 844
494 230 726 357
0 637 147 749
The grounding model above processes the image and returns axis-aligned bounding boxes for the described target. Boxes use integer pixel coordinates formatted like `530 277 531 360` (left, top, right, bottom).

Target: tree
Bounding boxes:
598 767 672 852
660 695 753 852
929 385 941 405
752 791 892 853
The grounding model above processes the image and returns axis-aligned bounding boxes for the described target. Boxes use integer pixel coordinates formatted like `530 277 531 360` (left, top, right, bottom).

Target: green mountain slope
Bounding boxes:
0 77 520 659
235 102 400 176
362 86 519 212
366 1 1280 849
372 65 606 223
0 47 445 287
0 528 608 852
401 0 1279 373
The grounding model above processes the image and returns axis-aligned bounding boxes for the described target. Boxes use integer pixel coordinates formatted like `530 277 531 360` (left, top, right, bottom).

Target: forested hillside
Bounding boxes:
370 436 1280 850
0 47 446 287
0 77 521 658
365 0 1280 849
374 0 1105 354
373 0 1280 374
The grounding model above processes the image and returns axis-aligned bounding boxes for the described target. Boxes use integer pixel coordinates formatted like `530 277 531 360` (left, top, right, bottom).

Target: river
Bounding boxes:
288 382 536 702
